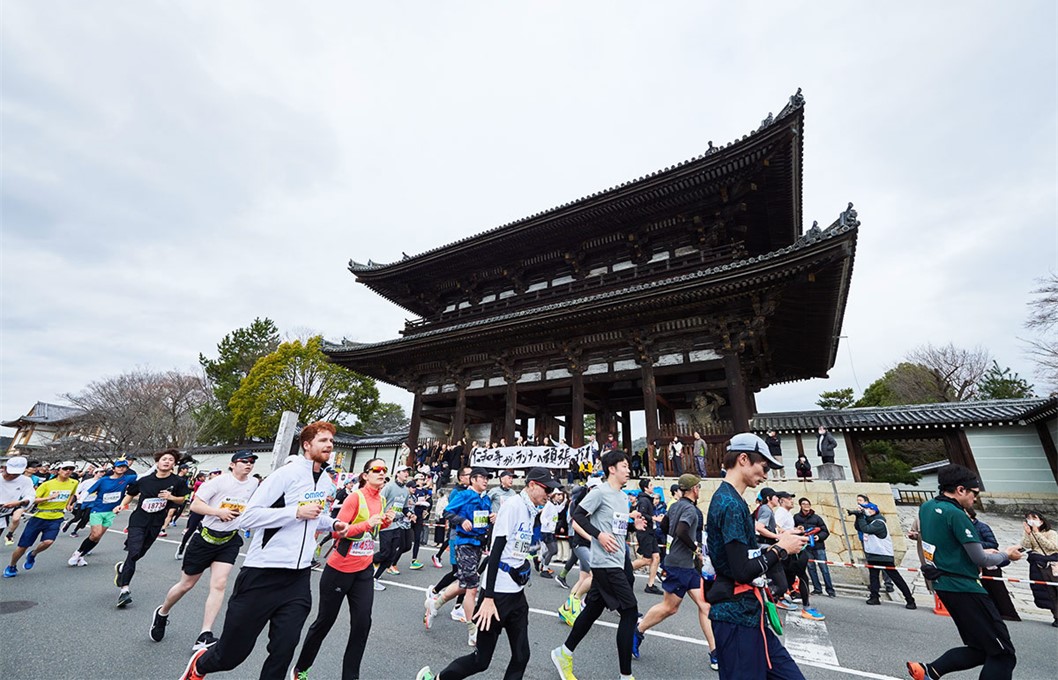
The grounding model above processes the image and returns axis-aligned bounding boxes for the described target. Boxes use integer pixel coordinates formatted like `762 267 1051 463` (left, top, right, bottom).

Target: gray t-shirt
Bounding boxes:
578 483 632 569
487 485 518 508
665 498 700 569
755 503 776 543
381 481 411 531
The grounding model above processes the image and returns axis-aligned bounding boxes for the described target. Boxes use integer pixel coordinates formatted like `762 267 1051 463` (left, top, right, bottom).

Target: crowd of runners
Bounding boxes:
2 422 1056 680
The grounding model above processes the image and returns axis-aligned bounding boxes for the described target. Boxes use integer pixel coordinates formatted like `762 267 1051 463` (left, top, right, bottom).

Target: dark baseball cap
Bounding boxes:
775 491 794 499
470 467 490 479
525 467 560 490
758 487 777 501
231 451 259 463
499 470 515 479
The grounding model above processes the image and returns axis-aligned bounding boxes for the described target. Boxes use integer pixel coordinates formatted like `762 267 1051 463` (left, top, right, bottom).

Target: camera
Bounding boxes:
846 508 863 516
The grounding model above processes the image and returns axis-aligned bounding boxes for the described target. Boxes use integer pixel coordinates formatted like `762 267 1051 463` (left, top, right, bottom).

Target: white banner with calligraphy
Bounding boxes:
471 444 596 470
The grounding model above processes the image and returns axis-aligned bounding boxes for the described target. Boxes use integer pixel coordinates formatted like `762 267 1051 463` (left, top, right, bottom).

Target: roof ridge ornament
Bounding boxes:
758 112 774 131
838 202 859 228
807 220 822 238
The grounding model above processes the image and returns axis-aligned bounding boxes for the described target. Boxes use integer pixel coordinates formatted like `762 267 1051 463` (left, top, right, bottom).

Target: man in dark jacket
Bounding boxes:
794 498 835 597
816 426 837 464
765 431 785 480
631 478 662 594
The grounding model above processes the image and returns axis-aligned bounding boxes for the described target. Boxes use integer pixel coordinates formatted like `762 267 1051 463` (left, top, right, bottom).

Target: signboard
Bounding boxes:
470 444 596 470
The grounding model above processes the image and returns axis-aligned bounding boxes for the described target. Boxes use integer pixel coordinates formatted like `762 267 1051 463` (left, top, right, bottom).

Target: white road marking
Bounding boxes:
379 579 902 679
784 611 840 666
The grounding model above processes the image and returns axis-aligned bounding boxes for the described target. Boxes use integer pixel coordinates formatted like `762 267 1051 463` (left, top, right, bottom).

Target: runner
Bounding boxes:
538 488 566 578
556 479 598 626
149 451 260 650
417 467 559 680
432 466 470 568
631 478 663 595
0 457 35 561
113 449 190 607
424 467 492 646
178 421 346 680
409 474 434 570
4 458 40 546
632 474 718 671
550 450 645 680
906 464 1022 680
705 433 807 680
63 466 103 537
293 458 397 680
424 466 473 622
67 459 134 566
4 460 78 578
372 464 413 588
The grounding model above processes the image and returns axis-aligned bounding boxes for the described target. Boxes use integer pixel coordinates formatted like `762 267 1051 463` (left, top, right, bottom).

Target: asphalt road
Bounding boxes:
2 515 1056 680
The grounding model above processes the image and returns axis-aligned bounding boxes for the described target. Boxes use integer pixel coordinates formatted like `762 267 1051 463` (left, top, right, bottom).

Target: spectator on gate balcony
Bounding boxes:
795 453 812 482
816 426 837 464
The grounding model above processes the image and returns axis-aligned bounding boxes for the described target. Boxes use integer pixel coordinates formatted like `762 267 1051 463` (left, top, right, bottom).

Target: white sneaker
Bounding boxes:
67 553 81 567
423 591 438 630
451 604 466 622
76 556 88 567
373 579 386 591
467 621 477 647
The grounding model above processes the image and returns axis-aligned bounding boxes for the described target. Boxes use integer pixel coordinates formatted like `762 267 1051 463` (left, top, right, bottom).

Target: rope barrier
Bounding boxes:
807 558 1058 587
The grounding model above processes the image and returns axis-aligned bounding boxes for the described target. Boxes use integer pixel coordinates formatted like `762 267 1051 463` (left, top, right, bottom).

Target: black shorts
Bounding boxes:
585 566 638 612
937 590 1016 658
182 530 243 576
635 531 659 557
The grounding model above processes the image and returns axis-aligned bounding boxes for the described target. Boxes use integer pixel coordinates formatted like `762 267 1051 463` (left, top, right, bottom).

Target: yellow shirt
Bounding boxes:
33 478 79 520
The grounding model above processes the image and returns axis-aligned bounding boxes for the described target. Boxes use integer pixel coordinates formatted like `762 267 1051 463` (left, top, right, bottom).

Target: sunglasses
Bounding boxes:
367 466 388 474
60 467 75 471
968 488 980 497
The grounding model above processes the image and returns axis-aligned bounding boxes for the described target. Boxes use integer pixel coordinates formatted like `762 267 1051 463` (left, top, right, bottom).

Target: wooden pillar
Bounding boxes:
570 370 584 447
843 431 865 482
406 390 423 450
1036 421 1058 487
723 352 751 431
641 360 660 447
621 410 632 452
597 410 613 439
450 385 466 445
504 379 518 444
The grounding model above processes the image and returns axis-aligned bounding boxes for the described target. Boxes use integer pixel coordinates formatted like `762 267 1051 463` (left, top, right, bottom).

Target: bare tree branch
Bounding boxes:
905 343 992 401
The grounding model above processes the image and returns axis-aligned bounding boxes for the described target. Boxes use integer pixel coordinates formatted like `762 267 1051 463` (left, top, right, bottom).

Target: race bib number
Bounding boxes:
141 498 167 513
611 512 629 534
55 491 72 502
219 497 248 513
102 492 122 504
473 510 490 528
347 538 375 556
921 540 936 565
510 528 533 559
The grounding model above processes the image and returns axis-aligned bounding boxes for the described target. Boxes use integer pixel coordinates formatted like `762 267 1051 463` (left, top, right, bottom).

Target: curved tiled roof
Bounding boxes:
752 397 1058 432
349 89 806 276
1 401 87 428
326 208 854 356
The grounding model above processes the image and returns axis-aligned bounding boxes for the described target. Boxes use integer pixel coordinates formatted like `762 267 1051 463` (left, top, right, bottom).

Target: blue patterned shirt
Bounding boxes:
707 481 763 628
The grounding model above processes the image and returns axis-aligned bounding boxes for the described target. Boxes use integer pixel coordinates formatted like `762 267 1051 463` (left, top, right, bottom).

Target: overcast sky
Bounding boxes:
2 2 1055 436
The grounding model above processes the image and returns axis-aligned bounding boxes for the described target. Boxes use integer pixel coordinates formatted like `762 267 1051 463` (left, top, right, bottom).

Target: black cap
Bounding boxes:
231 451 259 463
499 470 515 479
775 491 794 499
758 487 777 501
525 467 560 490
470 467 490 479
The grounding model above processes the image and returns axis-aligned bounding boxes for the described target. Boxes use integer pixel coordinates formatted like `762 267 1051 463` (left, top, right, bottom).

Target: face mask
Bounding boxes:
1027 519 1042 528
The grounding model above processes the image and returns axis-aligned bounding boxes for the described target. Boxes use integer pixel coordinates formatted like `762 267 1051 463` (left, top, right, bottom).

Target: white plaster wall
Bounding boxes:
967 426 1058 495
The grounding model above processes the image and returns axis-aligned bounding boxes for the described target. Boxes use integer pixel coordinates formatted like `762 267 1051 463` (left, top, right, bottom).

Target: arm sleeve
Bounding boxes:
482 535 506 597
723 541 782 583
238 470 299 531
571 502 601 539
962 541 1010 569
674 519 697 551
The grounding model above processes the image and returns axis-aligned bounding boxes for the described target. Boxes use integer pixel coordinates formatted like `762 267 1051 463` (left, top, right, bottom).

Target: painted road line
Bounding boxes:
379 579 902 680
784 610 839 666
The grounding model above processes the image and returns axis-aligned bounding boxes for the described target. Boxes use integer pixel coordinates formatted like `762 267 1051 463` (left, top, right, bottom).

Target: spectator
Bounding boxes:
1020 510 1058 627
794 498 835 597
967 507 1019 621
765 430 786 480
668 438 684 477
691 431 708 478
816 426 837 464
794 453 812 482
852 502 915 608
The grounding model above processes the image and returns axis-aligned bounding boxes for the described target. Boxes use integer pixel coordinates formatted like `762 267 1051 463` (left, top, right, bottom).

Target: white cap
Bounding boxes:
4 456 27 473
726 433 783 469
59 461 77 469
395 465 410 474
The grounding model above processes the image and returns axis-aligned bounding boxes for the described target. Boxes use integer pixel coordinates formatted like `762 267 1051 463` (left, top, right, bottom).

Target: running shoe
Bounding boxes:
773 597 800 611
4 537 13 546
643 584 663 595
558 602 576 627
193 631 219 651
178 647 208 680
540 568 554 579
467 620 477 647
176 547 185 560
810 589 824 596
710 651 719 671
159 530 168 538
415 667 435 680
373 580 386 591
23 551 36 570
387 565 400 575
906 661 927 680
569 596 582 616
2 565 16 578
885 583 895 593
431 555 442 568
70 532 79 538
76 556 88 567
149 606 169 642
801 607 825 621
865 596 881 605
117 590 133 608
115 561 124 587
450 604 466 622
905 599 918 610
550 646 577 680
293 668 310 680
554 573 570 589
631 627 645 659
410 559 424 570
68 552 82 567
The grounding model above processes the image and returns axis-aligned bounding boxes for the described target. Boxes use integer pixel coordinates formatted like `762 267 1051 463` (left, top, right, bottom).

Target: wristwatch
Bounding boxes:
770 545 788 560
